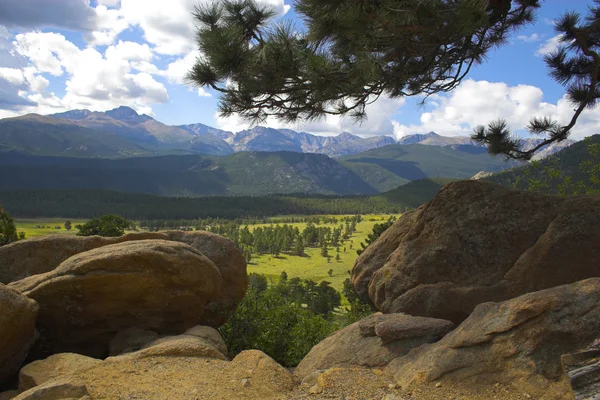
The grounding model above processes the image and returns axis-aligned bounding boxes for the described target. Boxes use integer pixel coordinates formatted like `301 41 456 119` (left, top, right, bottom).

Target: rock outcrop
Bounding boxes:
561 338 600 400
10 240 224 359
163 231 248 326
108 326 228 361
388 278 600 400
0 284 38 387
0 232 168 284
12 378 91 400
294 312 453 381
19 354 101 392
0 230 247 327
352 180 600 323
14 350 294 400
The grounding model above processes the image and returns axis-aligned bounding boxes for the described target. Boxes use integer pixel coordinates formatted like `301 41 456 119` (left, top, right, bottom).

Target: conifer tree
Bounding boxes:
0 204 18 246
190 0 600 160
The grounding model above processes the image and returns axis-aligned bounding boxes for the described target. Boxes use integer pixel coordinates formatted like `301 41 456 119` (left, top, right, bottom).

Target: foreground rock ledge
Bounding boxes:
294 312 454 381
352 180 600 323
9 240 224 359
387 278 600 400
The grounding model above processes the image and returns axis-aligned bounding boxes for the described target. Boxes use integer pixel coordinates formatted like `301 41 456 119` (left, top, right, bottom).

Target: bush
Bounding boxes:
76 214 130 237
220 274 341 366
0 204 17 246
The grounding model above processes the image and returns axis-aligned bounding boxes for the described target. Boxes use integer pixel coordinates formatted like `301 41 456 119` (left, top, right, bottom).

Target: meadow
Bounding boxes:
245 214 395 291
14 214 396 292
15 218 87 239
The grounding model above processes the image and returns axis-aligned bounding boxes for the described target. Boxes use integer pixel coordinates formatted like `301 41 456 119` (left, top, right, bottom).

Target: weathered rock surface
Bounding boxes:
10 240 223 359
0 232 168 284
12 378 91 400
19 354 101 392
561 338 600 400
352 180 600 323
0 230 247 327
294 312 454 380
108 326 228 361
388 278 600 400
0 284 38 387
34 350 295 399
108 328 158 356
163 231 248 326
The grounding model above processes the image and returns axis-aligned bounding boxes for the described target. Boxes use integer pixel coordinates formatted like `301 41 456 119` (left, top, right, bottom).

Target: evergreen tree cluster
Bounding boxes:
205 216 363 262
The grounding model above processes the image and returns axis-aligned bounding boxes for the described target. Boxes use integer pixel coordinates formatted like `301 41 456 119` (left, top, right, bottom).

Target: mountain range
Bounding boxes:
0 106 574 159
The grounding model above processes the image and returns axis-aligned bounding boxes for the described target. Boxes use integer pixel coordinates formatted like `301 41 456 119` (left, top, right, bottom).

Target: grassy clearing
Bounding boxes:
246 214 395 291
15 218 87 239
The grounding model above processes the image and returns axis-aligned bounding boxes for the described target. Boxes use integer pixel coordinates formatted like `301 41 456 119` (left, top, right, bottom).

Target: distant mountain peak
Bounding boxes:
105 106 147 120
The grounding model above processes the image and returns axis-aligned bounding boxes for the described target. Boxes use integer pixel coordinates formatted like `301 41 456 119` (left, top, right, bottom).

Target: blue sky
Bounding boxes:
0 0 598 139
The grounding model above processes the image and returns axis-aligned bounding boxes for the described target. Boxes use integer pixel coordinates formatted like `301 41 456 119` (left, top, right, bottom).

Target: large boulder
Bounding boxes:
0 232 168 284
164 231 248 326
0 284 38 387
9 240 223 359
352 180 600 323
12 378 91 400
294 312 454 381
0 231 247 326
388 278 600 400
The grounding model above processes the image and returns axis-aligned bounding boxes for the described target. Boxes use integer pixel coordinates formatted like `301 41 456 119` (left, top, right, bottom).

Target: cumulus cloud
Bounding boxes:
2 31 168 115
0 0 97 31
391 79 599 141
517 33 541 43
118 0 290 55
536 35 563 56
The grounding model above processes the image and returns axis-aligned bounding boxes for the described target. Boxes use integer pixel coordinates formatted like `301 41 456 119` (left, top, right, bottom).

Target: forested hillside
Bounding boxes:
340 144 517 191
0 178 454 220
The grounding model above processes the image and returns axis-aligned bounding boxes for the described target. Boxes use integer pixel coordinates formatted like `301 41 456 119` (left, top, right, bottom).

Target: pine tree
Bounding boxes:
188 0 598 160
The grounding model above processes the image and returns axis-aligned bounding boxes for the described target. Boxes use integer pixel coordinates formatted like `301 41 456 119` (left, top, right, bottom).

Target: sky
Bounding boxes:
0 0 598 140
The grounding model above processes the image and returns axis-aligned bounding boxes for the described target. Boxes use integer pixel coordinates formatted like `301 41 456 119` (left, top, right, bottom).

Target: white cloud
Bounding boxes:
89 5 129 46
159 51 199 84
536 35 563 57
517 33 541 43
197 88 211 97
118 0 290 55
4 31 168 115
0 68 25 85
105 41 153 62
391 79 600 141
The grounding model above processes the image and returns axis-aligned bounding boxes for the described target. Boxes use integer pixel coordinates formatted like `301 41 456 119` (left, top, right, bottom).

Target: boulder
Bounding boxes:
230 350 295 392
388 278 600 400
164 231 248 326
352 180 600 323
0 232 168 284
12 378 90 400
19 354 101 392
561 338 600 400
0 284 38 387
294 312 454 380
0 231 247 327
10 240 223 359
108 326 228 361
54 351 293 399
